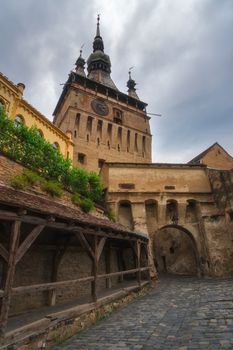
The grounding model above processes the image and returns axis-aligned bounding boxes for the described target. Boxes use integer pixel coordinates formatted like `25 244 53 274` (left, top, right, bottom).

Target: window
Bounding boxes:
113 108 123 124
117 127 122 146
74 130 77 138
86 134 89 142
87 116 93 133
107 123 112 141
107 140 111 149
97 137 100 146
75 114 80 129
78 153 86 164
0 98 5 109
127 130 130 152
134 133 138 152
14 115 24 127
52 142 60 150
98 159 105 168
142 136 146 155
37 129 44 138
164 185 176 190
229 212 233 221
97 120 103 139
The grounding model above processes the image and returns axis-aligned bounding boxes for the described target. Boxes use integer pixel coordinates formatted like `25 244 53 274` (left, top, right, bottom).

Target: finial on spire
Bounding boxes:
128 66 134 80
93 14 104 52
75 44 86 77
96 14 100 37
127 67 139 99
79 44 84 58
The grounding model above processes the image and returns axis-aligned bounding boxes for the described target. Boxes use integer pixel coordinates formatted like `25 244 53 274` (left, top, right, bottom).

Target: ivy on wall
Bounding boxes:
0 106 104 209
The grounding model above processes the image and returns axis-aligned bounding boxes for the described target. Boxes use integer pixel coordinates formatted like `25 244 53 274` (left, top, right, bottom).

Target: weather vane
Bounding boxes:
80 43 84 56
128 66 134 79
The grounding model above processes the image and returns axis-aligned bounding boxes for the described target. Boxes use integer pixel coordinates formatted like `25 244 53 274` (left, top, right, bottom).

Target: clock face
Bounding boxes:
91 98 109 116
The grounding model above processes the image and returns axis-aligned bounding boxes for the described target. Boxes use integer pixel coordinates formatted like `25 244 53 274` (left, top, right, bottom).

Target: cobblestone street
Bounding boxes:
54 276 233 350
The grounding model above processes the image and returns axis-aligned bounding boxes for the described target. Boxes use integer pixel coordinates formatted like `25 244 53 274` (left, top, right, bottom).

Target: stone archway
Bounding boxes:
154 224 200 276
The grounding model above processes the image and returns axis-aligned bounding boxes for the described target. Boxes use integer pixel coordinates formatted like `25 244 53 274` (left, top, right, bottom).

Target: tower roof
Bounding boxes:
87 15 118 90
75 49 86 77
127 70 139 100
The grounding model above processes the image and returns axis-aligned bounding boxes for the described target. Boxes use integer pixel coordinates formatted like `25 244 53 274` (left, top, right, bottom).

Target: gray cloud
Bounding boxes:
0 0 233 163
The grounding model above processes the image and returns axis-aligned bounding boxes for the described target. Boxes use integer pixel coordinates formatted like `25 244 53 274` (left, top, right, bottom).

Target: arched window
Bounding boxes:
0 98 5 109
97 120 103 139
127 130 130 152
117 127 122 146
142 136 146 155
52 142 60 150
75 114 80 129
14 115 24 127
37 129 44 138
87 116 93 133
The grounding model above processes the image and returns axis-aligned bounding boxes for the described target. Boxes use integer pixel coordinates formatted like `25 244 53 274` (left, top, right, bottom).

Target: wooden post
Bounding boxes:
145 243 151 283
117 249 124 283
105 247 111 289
136 240 141 287
48 246 66 306
91 236 98 302
0 220 21 335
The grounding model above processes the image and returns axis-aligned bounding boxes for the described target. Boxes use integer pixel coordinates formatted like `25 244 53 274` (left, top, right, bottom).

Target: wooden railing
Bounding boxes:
0 267 150 297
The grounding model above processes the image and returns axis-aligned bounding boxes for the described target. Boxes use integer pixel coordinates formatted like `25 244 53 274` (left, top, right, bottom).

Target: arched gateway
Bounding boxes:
154 224 201 276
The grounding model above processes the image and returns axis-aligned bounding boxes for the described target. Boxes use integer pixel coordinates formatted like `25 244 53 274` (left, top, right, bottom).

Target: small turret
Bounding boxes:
75 49 86 77
127 70 139 100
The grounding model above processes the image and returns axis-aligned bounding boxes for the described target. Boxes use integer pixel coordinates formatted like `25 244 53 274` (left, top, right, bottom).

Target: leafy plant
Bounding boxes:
22 169 43 185
1 108 105 206
10 174 29 190
107 209 116 222
72 193 94 213
42 180 63 197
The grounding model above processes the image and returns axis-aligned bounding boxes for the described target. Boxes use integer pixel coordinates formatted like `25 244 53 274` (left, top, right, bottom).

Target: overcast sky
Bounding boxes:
0 0 233 162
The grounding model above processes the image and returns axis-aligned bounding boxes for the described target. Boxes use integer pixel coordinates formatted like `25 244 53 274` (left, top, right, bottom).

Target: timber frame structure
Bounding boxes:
0 183 150 345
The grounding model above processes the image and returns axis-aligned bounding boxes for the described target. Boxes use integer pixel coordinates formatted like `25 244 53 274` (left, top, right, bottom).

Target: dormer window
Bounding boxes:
113 108 123 125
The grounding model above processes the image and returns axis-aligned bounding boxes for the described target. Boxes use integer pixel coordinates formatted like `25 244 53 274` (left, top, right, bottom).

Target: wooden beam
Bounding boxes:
105 248 111 288
16 225 45 263
0 244 8 262
0 220 21 335
48 238 70 306
91 236 98 302
6 268 150 296
11 276 94 295
77 233 95 260
117 250 124 283
97 237 106 262
0 209 148 243
135 240 141 287
98 267 149 279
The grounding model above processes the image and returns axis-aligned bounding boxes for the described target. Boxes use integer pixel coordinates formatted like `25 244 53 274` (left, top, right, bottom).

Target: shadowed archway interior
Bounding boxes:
154 225 199 276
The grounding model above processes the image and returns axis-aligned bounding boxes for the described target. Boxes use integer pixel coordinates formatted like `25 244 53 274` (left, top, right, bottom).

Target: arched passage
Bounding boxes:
154 224 200 276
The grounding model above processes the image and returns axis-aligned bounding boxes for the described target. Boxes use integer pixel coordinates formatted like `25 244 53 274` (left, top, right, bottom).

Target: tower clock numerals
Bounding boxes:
91 98 109 116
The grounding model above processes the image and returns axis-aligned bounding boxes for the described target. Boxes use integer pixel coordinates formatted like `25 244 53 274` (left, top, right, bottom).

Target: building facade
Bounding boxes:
0 72 74 160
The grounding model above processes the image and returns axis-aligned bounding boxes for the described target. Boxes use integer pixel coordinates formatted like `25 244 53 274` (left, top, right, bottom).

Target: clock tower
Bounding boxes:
53 16 152 172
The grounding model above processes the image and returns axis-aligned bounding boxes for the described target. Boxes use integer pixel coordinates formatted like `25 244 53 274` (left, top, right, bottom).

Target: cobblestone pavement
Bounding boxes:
54 276 233 350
